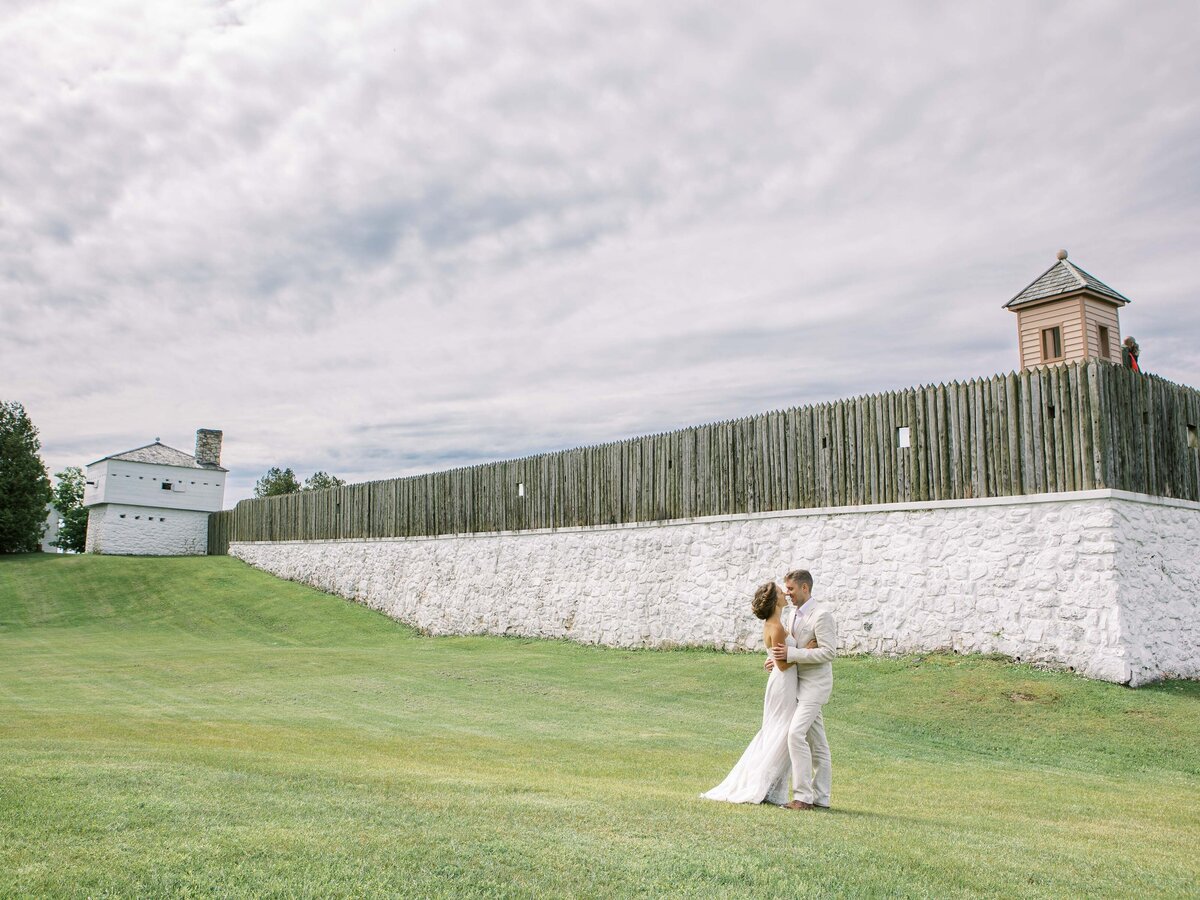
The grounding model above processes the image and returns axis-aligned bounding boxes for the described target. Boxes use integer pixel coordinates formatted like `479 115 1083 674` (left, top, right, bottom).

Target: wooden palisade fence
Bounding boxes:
208 362 1200 554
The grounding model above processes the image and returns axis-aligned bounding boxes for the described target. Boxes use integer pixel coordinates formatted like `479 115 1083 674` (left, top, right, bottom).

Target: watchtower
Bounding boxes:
1005 250 1131 371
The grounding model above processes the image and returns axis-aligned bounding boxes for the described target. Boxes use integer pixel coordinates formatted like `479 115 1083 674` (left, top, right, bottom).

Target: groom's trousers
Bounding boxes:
788 700 831 806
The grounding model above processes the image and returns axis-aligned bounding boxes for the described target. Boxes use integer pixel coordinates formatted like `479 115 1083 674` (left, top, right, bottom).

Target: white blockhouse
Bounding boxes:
83 429 227 556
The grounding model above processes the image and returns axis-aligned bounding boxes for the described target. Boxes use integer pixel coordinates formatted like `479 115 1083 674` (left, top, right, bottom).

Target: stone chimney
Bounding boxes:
195 429 223 468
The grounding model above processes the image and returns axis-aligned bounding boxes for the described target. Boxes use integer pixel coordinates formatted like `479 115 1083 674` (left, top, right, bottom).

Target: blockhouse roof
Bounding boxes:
88 441 228 472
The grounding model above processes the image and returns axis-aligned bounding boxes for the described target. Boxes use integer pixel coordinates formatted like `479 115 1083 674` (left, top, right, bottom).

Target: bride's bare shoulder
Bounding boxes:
763 620 787 644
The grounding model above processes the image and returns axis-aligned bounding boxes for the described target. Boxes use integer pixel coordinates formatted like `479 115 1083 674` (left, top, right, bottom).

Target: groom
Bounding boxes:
767 569 836 811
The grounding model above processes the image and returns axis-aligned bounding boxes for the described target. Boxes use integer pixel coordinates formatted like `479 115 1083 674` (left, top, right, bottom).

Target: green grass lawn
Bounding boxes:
1 554 1197 899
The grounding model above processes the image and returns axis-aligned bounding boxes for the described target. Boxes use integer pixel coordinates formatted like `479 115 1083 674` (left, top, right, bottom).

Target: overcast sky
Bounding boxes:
3 0 1197 506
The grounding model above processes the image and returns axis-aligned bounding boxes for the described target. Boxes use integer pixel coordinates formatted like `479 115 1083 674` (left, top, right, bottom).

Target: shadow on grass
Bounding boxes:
762 804 916 825
1137 679 1200 701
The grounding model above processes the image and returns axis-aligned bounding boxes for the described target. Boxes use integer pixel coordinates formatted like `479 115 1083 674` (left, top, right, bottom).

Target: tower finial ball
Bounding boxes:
1056 249 1068 260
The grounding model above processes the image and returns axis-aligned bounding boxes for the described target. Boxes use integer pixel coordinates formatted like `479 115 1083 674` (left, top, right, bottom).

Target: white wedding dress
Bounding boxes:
701 631 798 804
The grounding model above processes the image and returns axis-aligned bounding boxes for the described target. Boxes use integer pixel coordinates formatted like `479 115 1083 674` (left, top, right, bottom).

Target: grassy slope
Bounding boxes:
0 554 1197 899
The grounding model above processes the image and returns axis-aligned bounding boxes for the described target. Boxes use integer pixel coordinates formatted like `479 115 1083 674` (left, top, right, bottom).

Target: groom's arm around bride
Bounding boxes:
777 609 836 668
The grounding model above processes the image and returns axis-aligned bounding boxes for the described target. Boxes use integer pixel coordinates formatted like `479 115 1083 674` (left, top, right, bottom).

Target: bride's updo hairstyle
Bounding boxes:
751 582 779 620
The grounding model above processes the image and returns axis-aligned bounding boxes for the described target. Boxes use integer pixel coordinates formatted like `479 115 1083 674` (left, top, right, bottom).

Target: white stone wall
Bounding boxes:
86 504 209 556
1111 495 1200 685
230 491 1200 686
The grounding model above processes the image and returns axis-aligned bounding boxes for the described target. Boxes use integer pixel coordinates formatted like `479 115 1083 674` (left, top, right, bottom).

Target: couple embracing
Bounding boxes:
702 569 836 811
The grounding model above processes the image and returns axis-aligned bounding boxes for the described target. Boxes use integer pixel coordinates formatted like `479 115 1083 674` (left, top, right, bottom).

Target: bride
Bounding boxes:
701 582 811 805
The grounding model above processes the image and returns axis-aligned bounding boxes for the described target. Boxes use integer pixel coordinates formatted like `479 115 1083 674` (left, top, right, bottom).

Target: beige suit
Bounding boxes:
784 601 836 805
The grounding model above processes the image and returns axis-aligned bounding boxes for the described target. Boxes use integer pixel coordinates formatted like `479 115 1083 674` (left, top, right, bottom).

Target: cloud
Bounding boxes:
2 0 1197 504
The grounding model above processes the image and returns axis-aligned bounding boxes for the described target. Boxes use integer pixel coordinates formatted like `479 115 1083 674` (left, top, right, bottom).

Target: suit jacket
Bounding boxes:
785 602 837 704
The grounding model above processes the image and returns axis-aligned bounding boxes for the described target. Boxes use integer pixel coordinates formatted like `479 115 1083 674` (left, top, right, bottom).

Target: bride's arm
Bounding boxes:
766 633 817 669
765 623 794 671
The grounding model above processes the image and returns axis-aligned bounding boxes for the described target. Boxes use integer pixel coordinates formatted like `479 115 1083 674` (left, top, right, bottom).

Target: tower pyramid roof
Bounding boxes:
1005 254 1131 309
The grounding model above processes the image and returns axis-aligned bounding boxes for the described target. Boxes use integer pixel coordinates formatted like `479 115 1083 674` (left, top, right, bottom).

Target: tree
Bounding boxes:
303 471 346 492
51 466 89 553
254 466 302 497
0 401 53 553
254 467 346 497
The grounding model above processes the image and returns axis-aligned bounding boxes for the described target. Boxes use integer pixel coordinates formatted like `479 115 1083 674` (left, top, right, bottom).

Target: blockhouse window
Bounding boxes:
1041 326 1063 361
1098 325 1111 360
897 426 911 449
161 481 173 491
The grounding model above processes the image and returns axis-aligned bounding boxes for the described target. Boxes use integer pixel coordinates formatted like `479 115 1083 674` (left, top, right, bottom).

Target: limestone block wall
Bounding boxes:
1111 496 1200 684
86 504 209 556
229 491 1200 686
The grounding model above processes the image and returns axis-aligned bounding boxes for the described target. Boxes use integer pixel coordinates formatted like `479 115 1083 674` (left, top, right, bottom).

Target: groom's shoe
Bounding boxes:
813 802 830 810
782 800 814 810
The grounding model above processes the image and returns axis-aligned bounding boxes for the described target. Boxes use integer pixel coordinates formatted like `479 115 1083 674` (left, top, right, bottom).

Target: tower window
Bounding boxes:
896 426 911 449
1041 326 1063 361
1188 424 1198 450
1098 325 1111 360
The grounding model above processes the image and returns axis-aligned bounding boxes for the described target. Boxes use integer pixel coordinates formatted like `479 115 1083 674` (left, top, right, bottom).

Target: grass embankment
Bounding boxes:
1 554 1197 898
